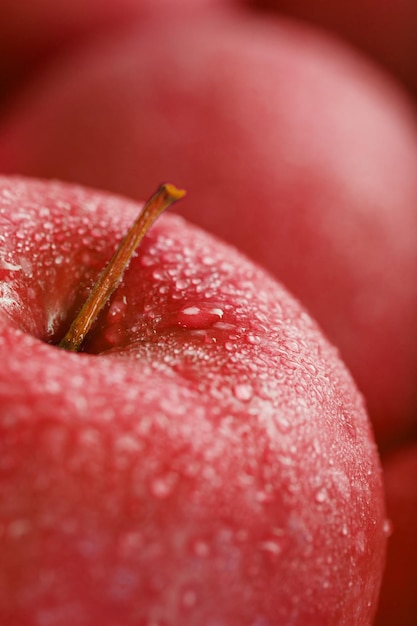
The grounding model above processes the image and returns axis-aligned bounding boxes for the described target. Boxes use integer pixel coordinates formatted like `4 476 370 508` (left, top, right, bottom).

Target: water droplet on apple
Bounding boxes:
181 587 197 609
176 304 224 330
233 383 253 402
90 226 104 239
315 488 328 504
152 268 167 281
175 278 190 291
107 297 127 323
0 258 21 272
150 472 177 499
303 361 318 376
286 339 301 353
139 254 154 268
159 284 169 295
79 250 96 267
104 325 124 346
259 539 282 558
256 489 275 504
274 414 291 433
246 333 261 345
192 539 211 558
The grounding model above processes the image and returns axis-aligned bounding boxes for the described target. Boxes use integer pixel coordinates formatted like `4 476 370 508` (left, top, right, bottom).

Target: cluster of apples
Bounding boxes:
0 2 416 625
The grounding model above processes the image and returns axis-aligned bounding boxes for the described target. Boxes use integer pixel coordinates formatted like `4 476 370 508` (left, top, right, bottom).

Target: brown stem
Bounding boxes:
59 183 186 352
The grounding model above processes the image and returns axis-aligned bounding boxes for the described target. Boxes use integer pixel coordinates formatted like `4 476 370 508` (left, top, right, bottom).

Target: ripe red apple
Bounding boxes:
0 0 226 87
0 11 416 450
0 175 387 625
375 441 417 626
247 0 417 95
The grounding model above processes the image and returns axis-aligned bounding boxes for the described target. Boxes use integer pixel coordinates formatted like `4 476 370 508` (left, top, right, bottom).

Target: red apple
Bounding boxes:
0 11 416 450
0 175 386 625
0 0 226 87
375 441 417 626
247 0 417 95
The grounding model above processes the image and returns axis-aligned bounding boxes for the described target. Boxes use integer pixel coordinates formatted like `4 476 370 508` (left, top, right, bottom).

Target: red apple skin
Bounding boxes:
0 176 387 625
247 0 417 96
0 11 416 450
375 442 417 626
0 0 226 85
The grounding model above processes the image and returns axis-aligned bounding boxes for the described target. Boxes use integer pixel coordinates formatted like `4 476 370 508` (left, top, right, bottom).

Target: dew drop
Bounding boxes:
286 340 300 352
274 414 291 433
256 489 275 504
233 383 253 402
0 258 21 271
192 539 211 558
79 250 98 268
104 325 124 346
139 254 154 268
344 419 357 439
152 268 167 281
90 227 103 239
181 587 197 609
150 473 177 499
303 361 318 376
107 298 127 323
259 540 281 558
315 488 328 504
246 333 261 345
176 304 224 330
175 278 190 291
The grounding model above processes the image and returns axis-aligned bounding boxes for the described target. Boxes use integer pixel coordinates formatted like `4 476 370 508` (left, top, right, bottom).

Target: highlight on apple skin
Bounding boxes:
0 176 387 625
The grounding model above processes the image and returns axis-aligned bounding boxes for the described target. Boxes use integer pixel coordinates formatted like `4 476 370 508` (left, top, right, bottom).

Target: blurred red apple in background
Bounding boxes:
0 10 416 451
0 0 227 89
0 175 387 625
247 0 417 96
375 443 417 626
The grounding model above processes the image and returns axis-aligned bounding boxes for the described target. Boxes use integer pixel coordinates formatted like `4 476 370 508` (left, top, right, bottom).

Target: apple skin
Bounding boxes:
0 176 387 625
247 0 417 96
0 11 416 450
375 442 417 626
0 0 226 87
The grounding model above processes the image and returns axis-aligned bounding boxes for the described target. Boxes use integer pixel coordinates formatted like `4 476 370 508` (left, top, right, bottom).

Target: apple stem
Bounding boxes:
59 183 186 352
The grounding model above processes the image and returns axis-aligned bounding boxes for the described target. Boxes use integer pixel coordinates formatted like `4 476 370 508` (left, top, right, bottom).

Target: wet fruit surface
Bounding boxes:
0 176 387 625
